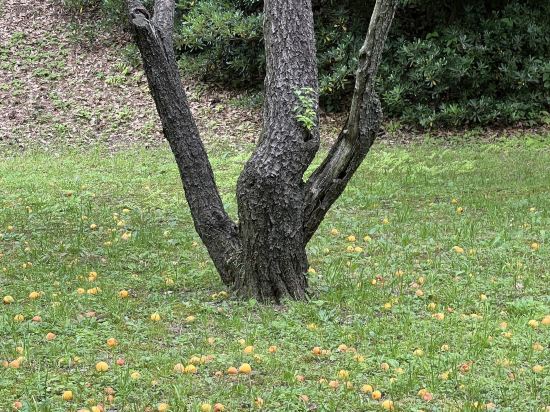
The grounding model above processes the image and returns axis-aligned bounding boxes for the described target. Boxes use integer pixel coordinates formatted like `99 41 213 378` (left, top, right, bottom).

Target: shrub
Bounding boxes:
64 0 550 127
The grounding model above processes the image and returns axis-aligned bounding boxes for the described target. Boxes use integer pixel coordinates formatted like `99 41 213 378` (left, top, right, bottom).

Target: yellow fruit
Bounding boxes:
311 346 322 355
185 364 197 374
479 294 487 301
106 338 118 347
532 342 543 351
336 344 347 352
440 344 450 351
255 397 264 408
189 356 202 365
174 363 185 373
337 369 350 379
456 207 464 214
541 315 550 326
381 400 394 410
328 380 339 389
413 349 424 357
118 290 129 298
62 390 73 401
46 332 56 341
530 242 540 251
380 362 390 371
130 371 141 380
29 291 40 300
452 246 464 254
95 361 109 372
77 288 85 294
532 365 543 373
9 359 21 369
157 403 169 411
150 312 161 321
364 235 372 242
268 345 277 353
238 338 246 346
3 295 14 304
307 267 316 274
200 404 212 412
347 235 356 242
330 228 339 236
528 319 539 329
239 363 252 374
432 313 445 321
185 315 196 323
415 290 424 297
371 390 382 400
14 314 25 322
382 218 389 224
243 345 254 354
361 384 373 393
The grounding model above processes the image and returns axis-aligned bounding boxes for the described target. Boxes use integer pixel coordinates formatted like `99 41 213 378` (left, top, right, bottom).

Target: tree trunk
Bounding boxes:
127 0 397 302
234 0 319 301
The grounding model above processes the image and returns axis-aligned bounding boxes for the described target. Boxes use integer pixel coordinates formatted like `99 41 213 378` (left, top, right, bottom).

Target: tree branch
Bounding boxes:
303 0 398 243
152 0 175 52
128 0 241 284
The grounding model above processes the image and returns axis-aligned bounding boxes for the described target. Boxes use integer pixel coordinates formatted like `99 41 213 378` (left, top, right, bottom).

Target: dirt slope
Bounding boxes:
0 0 264 151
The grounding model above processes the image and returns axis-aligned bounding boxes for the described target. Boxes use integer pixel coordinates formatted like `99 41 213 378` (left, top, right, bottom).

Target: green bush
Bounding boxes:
173 0 549 127
64 0 550 128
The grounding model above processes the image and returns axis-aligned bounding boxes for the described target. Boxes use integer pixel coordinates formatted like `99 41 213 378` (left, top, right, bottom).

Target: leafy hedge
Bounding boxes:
65 0 550 127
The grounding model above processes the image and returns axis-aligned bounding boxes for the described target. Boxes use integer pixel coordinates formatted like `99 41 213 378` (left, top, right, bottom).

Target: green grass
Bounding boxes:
0 138 549 412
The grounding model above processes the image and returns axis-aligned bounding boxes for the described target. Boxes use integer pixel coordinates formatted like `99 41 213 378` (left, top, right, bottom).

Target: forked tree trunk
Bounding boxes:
128 0 397 302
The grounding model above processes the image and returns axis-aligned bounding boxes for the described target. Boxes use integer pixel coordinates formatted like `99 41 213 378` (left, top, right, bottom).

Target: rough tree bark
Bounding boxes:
128 0 398 302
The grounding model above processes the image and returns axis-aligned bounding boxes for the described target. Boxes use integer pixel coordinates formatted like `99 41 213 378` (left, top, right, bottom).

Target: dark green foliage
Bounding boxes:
379 1 550 127
175 0 265 87
65 0 550 127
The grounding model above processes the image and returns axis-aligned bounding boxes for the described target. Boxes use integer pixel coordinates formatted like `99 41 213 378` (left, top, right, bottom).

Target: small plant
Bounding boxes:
293 87 317 132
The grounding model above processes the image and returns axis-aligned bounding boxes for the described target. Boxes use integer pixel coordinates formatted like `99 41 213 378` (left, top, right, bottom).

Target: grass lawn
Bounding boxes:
0 138 549 411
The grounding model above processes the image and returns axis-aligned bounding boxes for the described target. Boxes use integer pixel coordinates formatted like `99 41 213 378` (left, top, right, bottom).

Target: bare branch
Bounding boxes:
303 0 398 243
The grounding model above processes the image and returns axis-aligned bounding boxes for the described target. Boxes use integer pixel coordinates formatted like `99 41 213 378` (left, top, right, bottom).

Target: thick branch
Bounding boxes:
128 0 240 284
152 0 175 52
303 0 398 243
